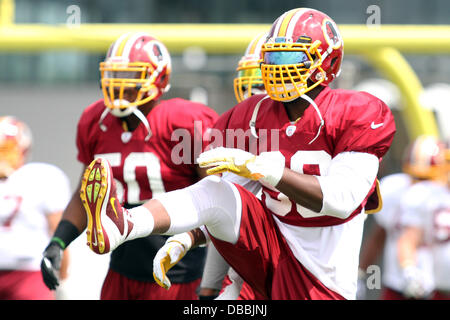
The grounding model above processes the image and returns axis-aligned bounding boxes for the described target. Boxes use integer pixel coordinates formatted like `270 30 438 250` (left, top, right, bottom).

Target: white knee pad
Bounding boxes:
154 175 242 243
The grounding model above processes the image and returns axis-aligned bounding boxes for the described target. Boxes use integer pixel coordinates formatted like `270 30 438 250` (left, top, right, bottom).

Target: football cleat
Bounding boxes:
80 158 134 254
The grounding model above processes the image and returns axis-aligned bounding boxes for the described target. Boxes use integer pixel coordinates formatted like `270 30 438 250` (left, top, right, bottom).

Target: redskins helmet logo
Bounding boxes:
322 19 342 50
144 40 168 65
152 43 163 62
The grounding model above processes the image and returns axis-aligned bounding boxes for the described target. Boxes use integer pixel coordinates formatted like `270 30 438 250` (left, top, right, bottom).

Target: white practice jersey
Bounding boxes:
375 173 434 293
400 180 450 291
0 163 71 271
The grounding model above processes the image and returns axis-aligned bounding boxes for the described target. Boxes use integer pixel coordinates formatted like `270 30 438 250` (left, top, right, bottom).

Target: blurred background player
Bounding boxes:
40 32 218 300
198 32 267 300
232 32 267 103
397 137 450 300
358 135 440 300
0 116 71 300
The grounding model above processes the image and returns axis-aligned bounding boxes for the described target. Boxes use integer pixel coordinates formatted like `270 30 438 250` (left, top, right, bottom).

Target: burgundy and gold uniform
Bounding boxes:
208 86 395 299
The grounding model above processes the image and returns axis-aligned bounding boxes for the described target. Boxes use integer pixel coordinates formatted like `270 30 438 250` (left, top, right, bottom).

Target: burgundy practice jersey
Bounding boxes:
211 86 396 228
77 98 218 204
76 98 218 282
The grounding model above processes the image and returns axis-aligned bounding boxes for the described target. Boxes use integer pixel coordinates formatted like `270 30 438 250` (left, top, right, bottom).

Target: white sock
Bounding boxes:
127 206 155 240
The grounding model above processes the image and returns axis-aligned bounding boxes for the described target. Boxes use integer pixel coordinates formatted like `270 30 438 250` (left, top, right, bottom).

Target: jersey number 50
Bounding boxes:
94 152 166 205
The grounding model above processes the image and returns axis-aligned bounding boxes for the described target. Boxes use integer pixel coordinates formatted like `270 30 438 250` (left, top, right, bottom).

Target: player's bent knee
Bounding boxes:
188 176 242 243
155 175 242 243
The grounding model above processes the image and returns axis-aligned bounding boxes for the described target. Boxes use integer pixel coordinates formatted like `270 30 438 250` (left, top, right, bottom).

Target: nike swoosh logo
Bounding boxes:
371 121 384 129
111 197 119 219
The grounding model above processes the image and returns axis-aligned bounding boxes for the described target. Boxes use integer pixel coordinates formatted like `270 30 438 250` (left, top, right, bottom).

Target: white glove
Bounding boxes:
402 266 427 299
153 233 192 290
197 147 285 187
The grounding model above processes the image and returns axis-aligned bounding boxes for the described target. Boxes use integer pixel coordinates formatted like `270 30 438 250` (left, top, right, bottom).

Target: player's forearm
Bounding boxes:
276 169 323 212
61 187 87 233
50 183 86 249
188 227 208 248
397 226 423 268
277 152 379 219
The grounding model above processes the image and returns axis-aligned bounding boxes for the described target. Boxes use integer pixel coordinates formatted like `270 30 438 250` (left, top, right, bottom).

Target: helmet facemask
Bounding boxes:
261 37 326 102
233 55 265 103
100 59 165 117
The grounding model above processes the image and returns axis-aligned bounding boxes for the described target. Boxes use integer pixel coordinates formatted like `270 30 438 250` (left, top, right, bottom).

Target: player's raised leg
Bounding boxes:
80 157 243 255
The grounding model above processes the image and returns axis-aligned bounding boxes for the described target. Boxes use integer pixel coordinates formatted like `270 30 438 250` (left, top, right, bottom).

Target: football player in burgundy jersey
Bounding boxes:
40 33 218 300
80 8 396 300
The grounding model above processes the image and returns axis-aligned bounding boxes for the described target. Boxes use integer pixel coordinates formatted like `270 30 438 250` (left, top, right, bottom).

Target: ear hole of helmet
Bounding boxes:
330 57 338 69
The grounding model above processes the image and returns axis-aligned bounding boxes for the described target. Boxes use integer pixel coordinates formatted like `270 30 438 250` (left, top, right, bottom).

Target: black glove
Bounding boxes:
40 241 63 290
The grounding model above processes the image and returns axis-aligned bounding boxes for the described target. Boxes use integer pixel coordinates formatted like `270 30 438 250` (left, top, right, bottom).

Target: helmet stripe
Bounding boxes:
246 32 267 56
110 33 131 57
247 35 260 55
285 9 309 38
277 9 299 37
121 32 150 59
115 33 134 57
271 10 289 38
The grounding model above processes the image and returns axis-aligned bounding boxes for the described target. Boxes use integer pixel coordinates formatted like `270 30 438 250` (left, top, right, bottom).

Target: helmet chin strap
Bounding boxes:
248 93 324 144
132 108 152 141
98 108 110 132
98 107 152 141
249 95 271 138
299 93 324 145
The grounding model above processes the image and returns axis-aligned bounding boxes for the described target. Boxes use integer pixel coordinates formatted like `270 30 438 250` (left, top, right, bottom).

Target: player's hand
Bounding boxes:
40 241 63 290
197 147 285 187
402 266 427 298
153 233 192 290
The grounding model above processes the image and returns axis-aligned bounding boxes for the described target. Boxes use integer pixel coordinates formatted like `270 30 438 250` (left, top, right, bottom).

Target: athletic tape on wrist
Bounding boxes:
52 220 81 250
51 237 66 249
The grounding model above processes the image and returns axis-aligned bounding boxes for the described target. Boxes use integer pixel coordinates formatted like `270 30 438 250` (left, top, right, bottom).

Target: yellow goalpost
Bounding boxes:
1 0 448 139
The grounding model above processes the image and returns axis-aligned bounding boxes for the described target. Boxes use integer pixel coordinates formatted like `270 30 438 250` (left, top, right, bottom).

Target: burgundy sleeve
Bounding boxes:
333 94 396 159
